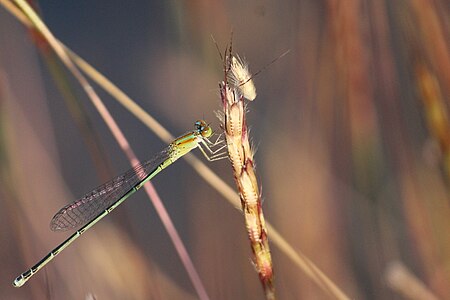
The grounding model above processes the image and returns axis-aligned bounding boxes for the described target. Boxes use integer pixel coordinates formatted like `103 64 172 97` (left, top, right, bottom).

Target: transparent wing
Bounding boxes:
50 147 171 231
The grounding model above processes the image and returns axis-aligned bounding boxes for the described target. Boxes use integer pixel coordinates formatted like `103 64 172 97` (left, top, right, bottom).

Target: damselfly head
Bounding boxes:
195 120 213 138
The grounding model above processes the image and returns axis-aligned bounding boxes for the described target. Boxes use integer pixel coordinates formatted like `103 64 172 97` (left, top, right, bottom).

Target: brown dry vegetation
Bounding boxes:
0 1 449 299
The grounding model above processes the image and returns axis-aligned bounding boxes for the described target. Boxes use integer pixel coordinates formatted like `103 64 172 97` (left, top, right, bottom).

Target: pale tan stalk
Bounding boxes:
219 51 274 299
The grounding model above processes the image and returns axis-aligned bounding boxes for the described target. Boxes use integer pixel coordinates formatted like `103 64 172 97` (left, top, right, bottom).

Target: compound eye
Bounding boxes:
201 125 213 138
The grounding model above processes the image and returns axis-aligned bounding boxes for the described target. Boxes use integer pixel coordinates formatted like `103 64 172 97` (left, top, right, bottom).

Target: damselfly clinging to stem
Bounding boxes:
13 120 226 287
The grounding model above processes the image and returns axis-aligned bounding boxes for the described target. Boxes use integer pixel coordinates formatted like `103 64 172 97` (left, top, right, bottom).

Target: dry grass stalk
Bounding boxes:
218 45 275 299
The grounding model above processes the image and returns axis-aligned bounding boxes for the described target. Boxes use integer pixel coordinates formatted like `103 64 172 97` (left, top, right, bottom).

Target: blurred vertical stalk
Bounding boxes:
219 47 275 299
416 64 450 181
408 0 450 184
27 12 114 183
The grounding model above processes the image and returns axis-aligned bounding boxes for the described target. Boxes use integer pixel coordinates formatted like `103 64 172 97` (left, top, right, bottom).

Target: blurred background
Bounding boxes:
0 1 449 299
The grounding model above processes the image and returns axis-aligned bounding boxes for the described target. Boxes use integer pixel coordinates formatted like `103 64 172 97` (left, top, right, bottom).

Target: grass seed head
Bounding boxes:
228 55 257 101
